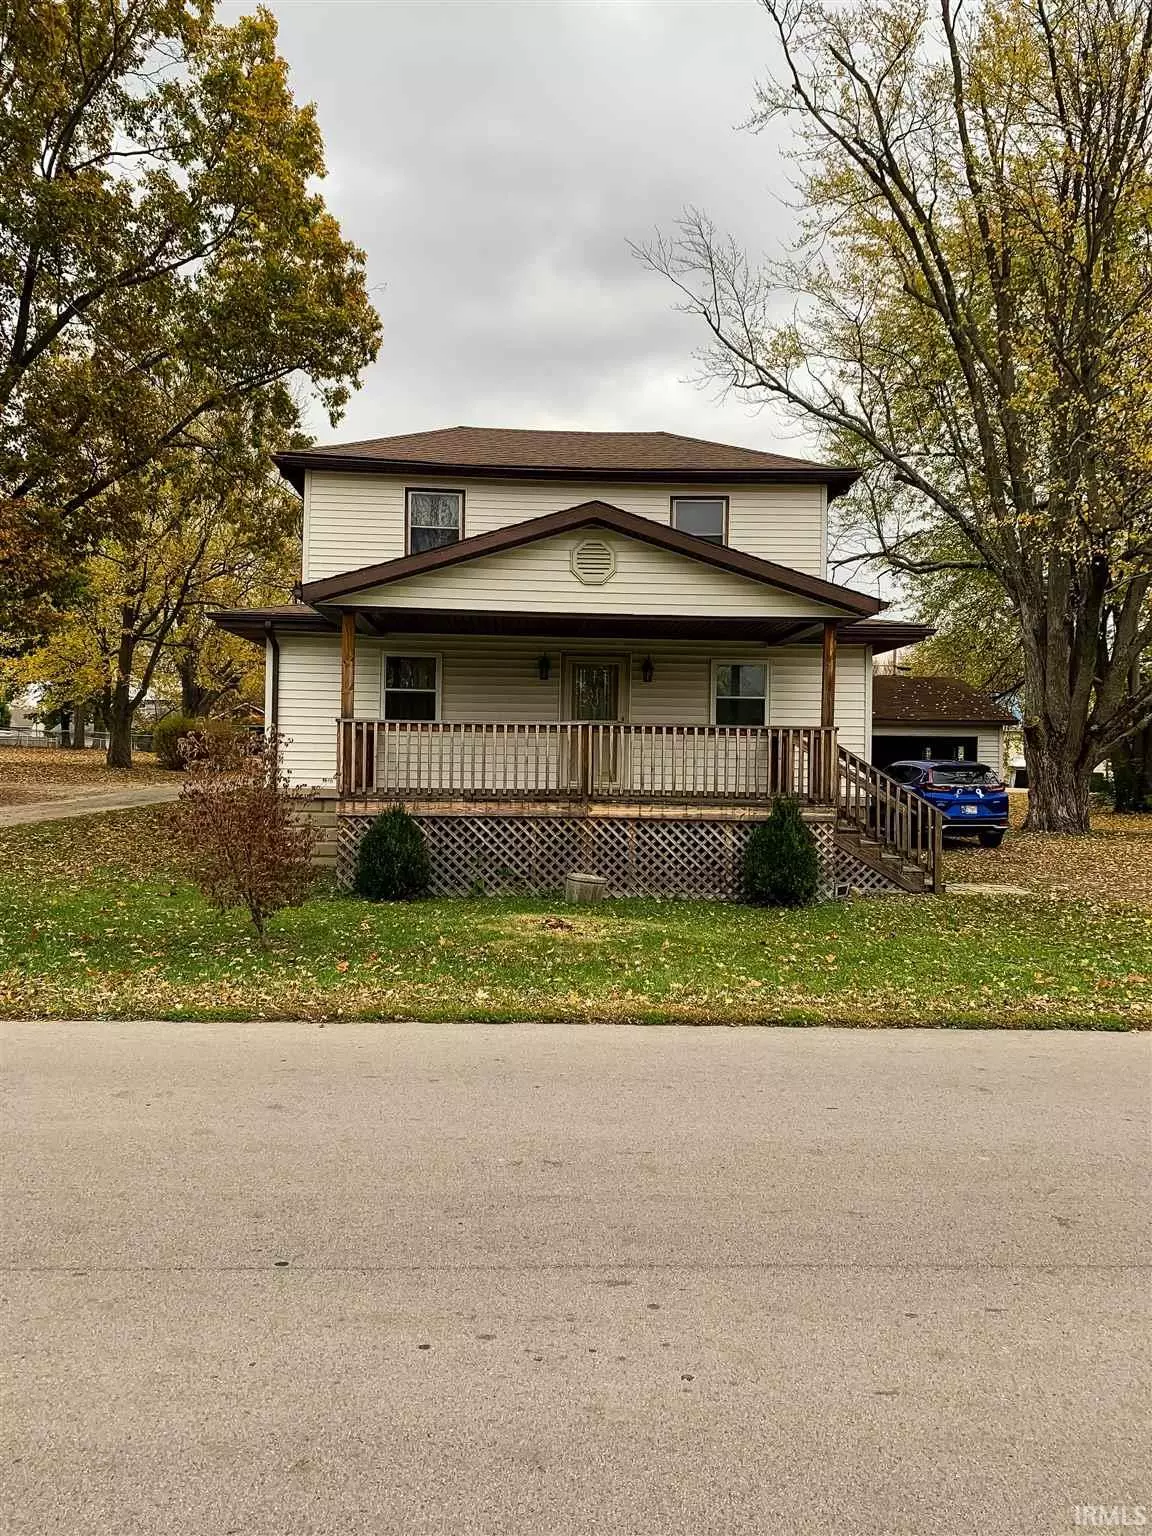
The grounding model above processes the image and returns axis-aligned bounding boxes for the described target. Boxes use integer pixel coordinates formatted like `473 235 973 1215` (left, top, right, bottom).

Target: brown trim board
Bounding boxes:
276 452 860 500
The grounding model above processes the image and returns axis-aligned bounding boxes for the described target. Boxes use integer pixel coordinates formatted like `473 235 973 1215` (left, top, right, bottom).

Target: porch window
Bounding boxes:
383 656 439 720
671 496 727 545
713 663 767 726
407 489 462 553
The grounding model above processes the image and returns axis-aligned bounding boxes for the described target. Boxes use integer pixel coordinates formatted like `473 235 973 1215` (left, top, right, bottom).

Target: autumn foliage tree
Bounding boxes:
174 728 314 944
15 400 300 765
641 0 1152 832
0 0 381 639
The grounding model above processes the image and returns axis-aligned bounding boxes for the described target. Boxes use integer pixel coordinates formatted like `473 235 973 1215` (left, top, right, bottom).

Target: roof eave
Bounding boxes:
840 620 935 656
874 715 1014 726
208 607 334 645
274 450 861 498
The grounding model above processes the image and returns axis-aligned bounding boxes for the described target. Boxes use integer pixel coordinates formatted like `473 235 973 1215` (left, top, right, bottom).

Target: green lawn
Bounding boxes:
0 807 1149 1027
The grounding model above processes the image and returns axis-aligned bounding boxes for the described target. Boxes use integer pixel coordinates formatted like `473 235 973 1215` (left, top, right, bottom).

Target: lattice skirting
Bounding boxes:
333 811 893 901
833 845 910 897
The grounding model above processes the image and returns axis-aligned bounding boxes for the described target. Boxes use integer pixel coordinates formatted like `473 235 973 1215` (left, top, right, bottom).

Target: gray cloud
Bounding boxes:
241 0 811 452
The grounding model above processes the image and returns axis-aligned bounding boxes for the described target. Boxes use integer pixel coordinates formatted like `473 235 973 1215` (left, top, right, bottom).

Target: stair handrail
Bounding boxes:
835 745 943 890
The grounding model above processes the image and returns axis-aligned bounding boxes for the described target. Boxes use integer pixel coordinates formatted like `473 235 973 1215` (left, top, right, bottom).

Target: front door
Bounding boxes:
566 658 625 792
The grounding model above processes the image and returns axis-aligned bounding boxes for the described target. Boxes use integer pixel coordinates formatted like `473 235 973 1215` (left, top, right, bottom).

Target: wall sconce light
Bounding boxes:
537 654 552 682
641 656 655 684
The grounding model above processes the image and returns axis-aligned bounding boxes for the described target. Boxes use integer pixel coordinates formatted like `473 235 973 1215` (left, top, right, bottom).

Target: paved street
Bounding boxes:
2 1023 1149 1535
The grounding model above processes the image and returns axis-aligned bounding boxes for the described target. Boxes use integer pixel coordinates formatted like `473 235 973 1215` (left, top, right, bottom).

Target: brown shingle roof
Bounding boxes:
873 674 1016 725
275 426 859 493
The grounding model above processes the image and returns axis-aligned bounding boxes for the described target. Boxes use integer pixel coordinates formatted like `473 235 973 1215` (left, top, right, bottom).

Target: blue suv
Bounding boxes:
886 760 1009 847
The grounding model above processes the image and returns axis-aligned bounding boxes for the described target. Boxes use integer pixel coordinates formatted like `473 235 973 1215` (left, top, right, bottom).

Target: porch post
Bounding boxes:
339 612 356 795
819 620 838 802
820 621 837 728
340 612 357 718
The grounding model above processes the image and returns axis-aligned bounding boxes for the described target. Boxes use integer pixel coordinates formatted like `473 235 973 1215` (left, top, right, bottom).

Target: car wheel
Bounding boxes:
978 830 1005 849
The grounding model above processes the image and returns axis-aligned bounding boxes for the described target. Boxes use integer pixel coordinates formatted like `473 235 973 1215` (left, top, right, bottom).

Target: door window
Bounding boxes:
572 662 621 721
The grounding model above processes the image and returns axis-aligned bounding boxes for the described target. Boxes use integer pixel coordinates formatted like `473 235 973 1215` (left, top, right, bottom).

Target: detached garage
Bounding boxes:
871 675 1015 774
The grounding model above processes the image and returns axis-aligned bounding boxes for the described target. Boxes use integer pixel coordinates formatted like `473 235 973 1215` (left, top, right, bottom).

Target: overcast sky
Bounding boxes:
244 0 805 454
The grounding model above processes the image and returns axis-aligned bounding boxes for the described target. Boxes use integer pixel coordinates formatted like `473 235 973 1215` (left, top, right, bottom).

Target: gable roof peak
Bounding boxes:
299 497 883 616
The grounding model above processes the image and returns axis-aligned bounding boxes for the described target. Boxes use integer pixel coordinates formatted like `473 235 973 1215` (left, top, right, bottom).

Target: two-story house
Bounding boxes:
212 427 938 896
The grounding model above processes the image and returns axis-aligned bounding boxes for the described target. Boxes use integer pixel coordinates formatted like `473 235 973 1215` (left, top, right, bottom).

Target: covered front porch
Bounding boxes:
333 608 846 804
325 613 940 896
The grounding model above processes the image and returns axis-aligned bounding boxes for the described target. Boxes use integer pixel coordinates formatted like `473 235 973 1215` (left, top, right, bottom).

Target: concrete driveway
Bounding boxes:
2 1023 1149 1535
0 783 180 826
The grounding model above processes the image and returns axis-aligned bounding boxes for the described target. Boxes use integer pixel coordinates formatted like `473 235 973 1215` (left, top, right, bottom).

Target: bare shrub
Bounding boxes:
174 730 315 944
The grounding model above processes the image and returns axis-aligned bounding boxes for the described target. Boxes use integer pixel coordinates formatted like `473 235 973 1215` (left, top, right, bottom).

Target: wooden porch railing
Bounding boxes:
836 745 943 890
338 719 839 804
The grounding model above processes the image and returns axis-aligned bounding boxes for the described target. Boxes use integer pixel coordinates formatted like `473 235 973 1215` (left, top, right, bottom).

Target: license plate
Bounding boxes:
962 805 978 815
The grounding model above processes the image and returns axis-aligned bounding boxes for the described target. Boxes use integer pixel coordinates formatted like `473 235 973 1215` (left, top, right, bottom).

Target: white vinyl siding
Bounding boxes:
977 727 1005 769
275 634 343 786
274 633 870 783
302 473 828 581
348 534 846 618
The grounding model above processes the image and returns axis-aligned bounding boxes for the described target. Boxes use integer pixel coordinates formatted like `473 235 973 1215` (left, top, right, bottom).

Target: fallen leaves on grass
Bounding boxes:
0 746 176 789
1 807 1149 1028
0 803 179 884
946 827 1152 905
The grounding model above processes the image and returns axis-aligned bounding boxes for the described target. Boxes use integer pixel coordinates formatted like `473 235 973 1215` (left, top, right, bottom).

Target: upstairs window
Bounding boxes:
407 489 463 553
383 656 439 720
672 496 727 545
713 663 767 727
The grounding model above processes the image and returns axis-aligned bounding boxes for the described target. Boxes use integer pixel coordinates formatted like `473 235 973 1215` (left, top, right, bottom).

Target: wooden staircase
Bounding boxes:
833 746 943 894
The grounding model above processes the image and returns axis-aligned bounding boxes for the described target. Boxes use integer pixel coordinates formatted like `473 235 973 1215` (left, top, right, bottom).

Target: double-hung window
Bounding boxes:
671 496 727 545
713 663 767 727
407 489 463 553
383 656 439 721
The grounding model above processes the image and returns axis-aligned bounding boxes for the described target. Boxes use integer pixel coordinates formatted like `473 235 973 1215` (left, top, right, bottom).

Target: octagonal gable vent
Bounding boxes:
570 537 616 585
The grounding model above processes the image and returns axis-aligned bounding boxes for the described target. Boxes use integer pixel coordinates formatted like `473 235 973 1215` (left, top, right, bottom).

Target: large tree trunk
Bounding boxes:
1111 724 1152 812
1018 598 1097 833
105 606 138 769
104 688 136 770
69 701 86 749
178 653 209 718
1110 663 1152 813
1022 723 1094 832
105 694 134 769
176 650 235 718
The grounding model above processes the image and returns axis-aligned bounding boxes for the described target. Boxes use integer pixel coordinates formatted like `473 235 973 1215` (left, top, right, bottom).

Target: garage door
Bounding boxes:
872 734 980 770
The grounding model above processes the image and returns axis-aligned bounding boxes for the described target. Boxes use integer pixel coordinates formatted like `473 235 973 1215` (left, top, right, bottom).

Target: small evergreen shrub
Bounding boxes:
742 797 820 907
354 807 431 901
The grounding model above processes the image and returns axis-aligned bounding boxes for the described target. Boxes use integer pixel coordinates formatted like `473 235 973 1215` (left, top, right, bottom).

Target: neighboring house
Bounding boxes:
212 426 939 895
871 675 1015 774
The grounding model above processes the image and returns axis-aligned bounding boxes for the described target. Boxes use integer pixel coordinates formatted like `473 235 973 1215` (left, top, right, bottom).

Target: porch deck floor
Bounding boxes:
336 796 835 821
